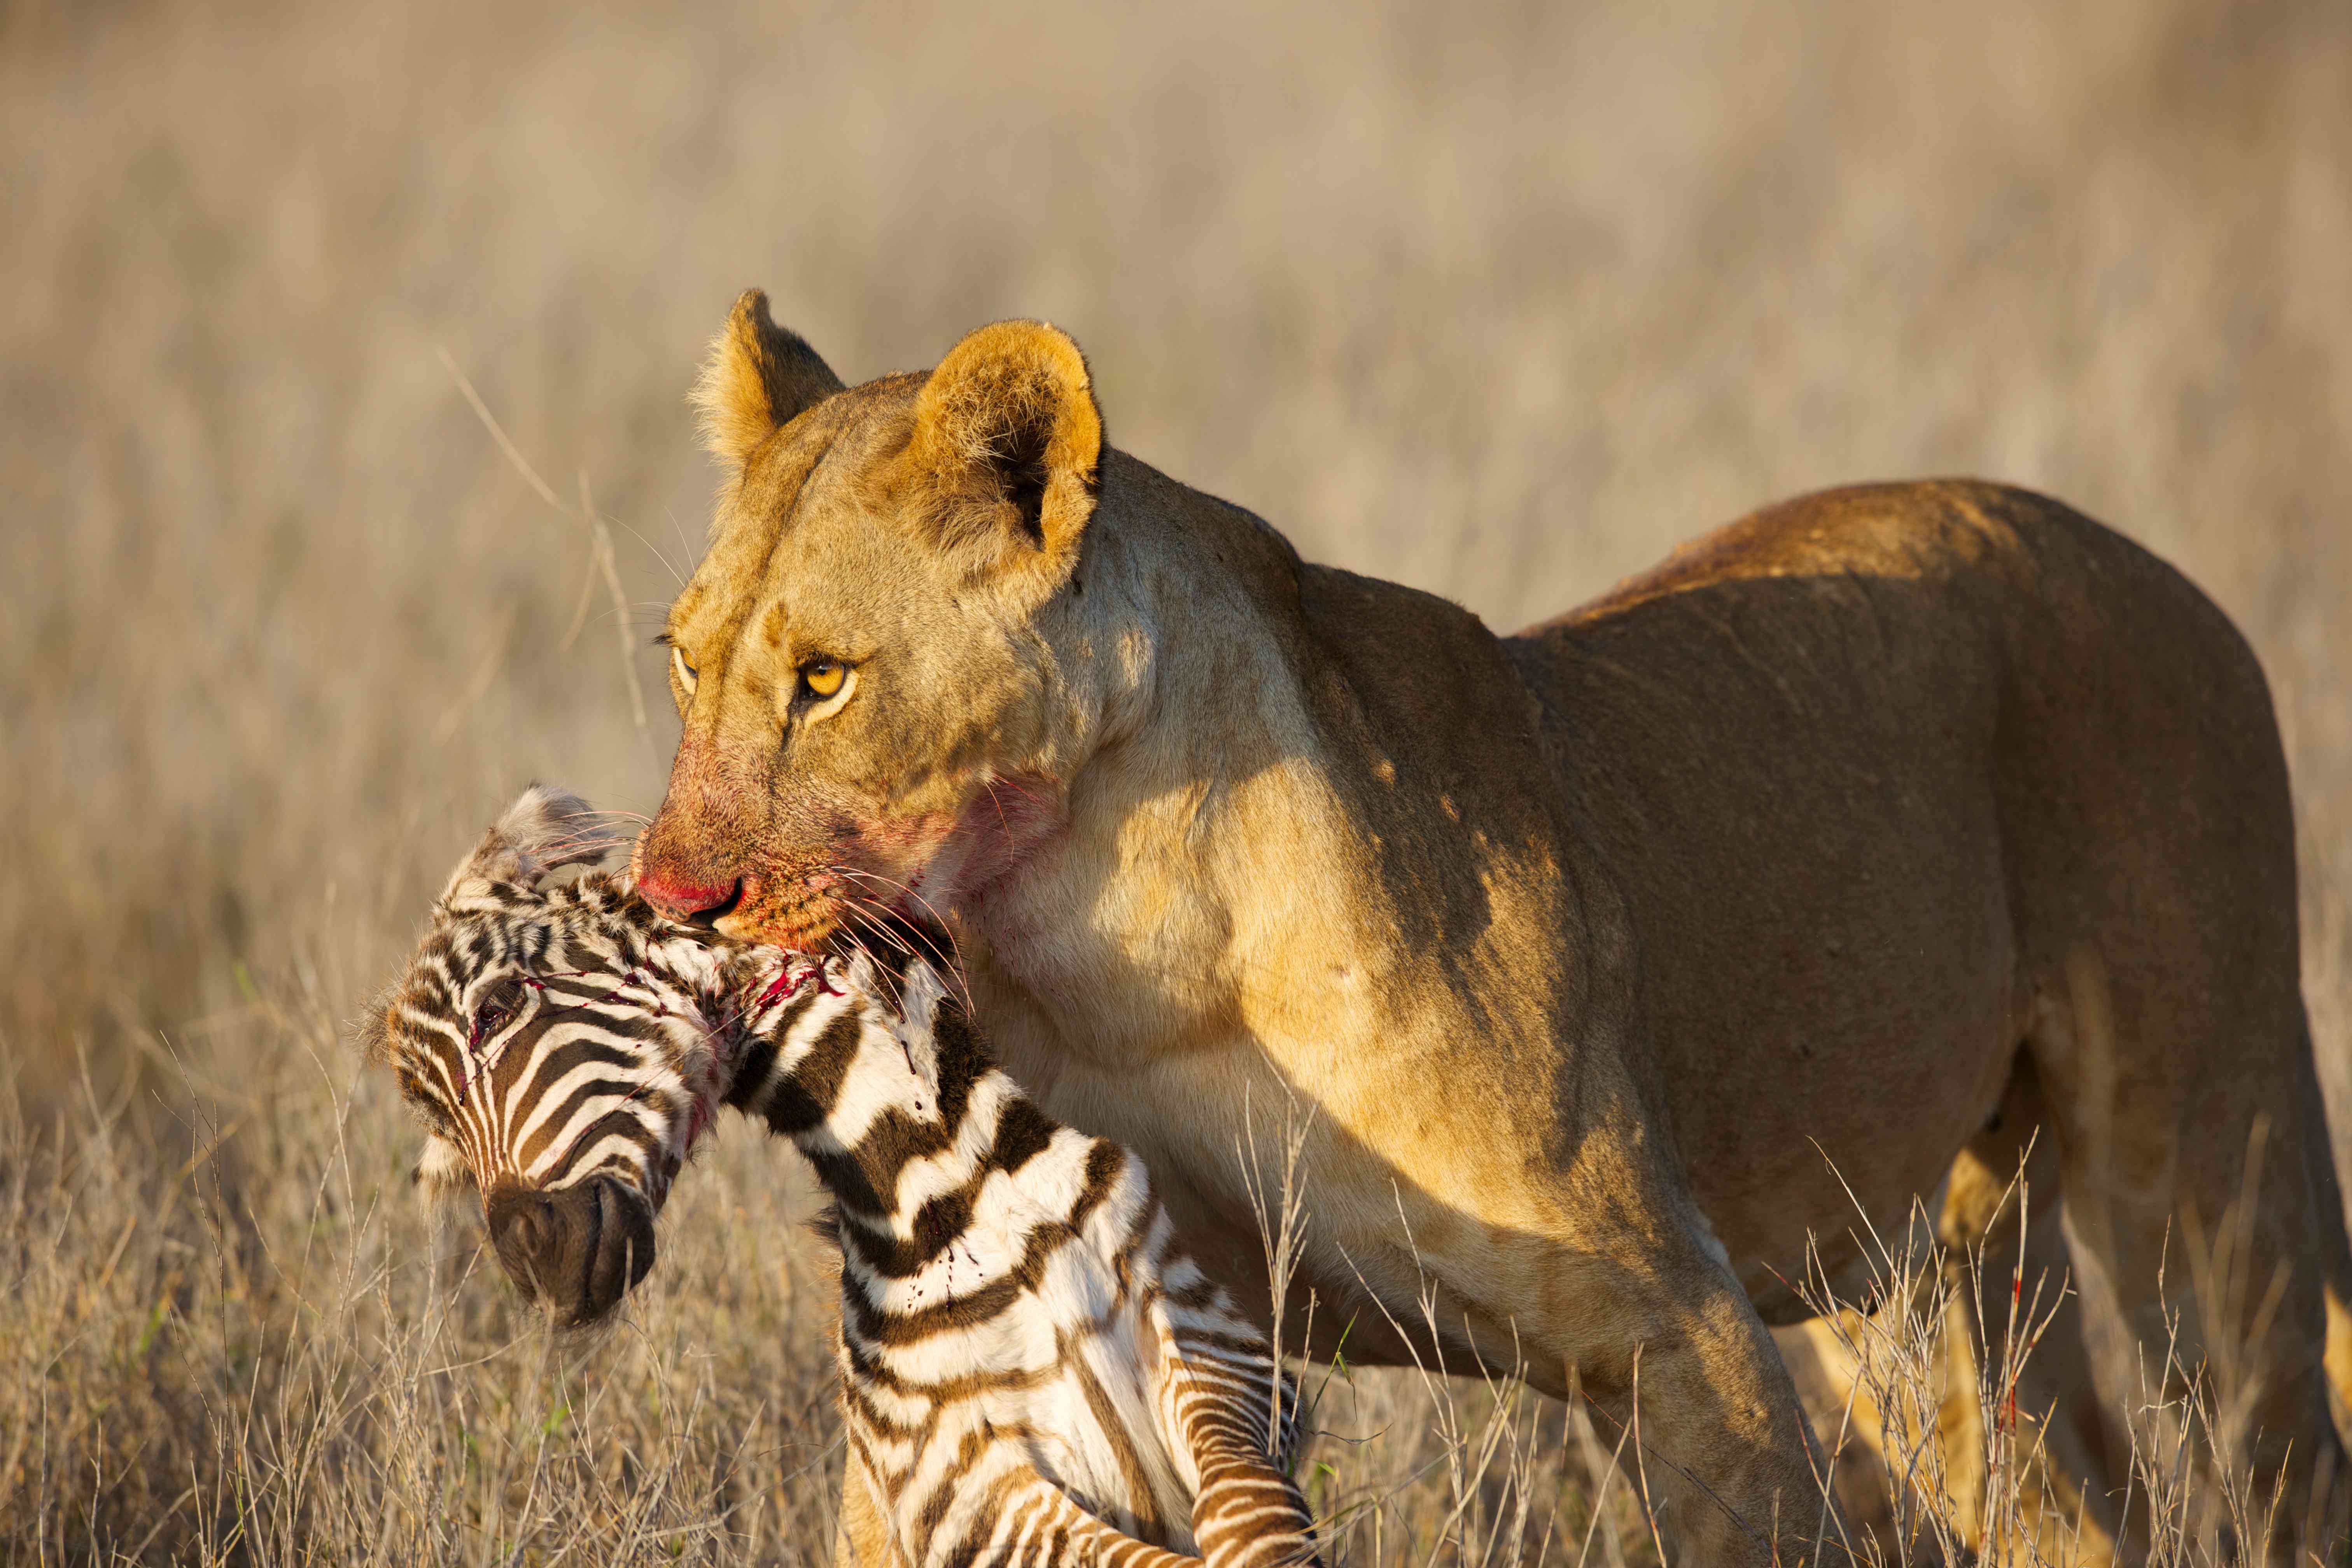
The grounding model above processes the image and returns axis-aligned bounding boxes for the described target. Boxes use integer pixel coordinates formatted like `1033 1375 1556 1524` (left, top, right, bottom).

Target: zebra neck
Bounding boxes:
736 970 1073 1275
824 1061 1072 1282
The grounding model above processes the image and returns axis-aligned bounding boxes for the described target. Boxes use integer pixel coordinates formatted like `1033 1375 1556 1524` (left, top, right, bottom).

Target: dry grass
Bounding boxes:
5 0 2352 1561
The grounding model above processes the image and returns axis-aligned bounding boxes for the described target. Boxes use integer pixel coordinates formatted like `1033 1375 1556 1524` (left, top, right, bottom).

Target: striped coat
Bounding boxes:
367 788 1321 1568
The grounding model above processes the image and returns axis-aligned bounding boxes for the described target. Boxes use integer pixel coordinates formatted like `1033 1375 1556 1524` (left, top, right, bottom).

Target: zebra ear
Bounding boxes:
440 784 616 903
832 950 878 998
897 961 950 1029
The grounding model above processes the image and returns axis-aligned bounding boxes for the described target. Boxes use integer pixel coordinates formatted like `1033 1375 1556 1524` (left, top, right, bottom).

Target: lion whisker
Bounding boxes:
828 881 974 1016
824 867 974 1008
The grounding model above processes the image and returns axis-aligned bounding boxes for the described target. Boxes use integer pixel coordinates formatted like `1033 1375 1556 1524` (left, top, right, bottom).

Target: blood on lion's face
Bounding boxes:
633 294 1100 952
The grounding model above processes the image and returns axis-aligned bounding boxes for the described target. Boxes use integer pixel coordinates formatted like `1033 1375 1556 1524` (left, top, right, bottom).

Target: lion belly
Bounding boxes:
1510 480 2272 1321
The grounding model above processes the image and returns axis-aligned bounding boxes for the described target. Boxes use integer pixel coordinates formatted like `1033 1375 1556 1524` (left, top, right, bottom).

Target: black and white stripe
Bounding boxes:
380 873 720 1206
368 789 1320 1568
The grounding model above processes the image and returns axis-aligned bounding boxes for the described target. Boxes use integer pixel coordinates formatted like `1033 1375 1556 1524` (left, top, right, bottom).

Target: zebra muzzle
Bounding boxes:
485 1174 657 1327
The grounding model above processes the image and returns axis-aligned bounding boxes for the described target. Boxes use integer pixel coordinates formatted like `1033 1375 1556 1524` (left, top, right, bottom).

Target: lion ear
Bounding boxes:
692 289 844 474
901 319 1103 580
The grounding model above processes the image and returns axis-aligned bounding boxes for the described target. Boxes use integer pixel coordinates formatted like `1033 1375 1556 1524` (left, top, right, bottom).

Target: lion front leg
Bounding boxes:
830 1441 911 1568
1400 1198 1845 1567
1587 1269 1845 1564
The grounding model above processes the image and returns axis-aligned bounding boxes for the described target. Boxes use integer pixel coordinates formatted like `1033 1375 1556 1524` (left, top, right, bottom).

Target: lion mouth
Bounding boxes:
715 877 850 952
682 839 961 961
732 875 947 976
683 879 744 928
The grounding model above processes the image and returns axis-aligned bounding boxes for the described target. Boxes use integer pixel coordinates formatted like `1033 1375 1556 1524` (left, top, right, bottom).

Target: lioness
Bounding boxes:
632 292 2351 1562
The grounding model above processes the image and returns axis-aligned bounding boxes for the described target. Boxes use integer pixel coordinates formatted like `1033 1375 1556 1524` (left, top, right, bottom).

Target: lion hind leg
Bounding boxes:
2286 1003 2352 1444
1937 1049 2126 1566
2023 946 2346 1562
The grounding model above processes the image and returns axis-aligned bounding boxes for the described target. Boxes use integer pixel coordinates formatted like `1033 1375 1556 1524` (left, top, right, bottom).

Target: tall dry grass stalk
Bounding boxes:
5 0 2351 1561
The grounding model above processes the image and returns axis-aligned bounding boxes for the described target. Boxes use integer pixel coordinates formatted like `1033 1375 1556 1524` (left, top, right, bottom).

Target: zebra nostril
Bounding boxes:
484 1181 567 1304
483 1177 655 1326
579 1177 657 1323
514 1196 558 1252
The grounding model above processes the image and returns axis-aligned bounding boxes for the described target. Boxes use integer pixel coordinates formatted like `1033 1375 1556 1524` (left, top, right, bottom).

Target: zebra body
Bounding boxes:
367 788 1320 1568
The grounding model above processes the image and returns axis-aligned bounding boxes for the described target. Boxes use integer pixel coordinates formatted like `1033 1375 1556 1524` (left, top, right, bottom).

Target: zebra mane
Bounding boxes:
439 784 622 906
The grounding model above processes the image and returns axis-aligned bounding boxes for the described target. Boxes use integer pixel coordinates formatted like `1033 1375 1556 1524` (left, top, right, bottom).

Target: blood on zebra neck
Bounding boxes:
596 916 1106 1317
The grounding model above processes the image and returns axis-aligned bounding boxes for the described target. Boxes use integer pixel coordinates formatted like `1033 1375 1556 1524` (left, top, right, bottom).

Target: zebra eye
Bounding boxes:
470 981 527 1043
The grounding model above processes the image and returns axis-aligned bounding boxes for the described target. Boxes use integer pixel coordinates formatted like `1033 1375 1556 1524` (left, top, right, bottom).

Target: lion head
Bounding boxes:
632 291 1120 950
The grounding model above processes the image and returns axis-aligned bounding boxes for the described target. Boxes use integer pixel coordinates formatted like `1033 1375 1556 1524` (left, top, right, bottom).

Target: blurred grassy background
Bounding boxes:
3 0 2348 1560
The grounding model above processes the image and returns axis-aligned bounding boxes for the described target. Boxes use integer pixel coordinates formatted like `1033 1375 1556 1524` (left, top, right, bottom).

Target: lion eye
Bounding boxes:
800 659 846 700
671 647 698 696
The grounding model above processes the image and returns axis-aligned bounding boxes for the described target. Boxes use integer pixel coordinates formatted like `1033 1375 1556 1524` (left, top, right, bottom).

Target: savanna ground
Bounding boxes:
5 0 2351 1561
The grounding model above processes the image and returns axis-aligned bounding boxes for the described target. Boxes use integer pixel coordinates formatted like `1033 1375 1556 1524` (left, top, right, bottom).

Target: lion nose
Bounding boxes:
485 1176 656 1326
636 866 742 926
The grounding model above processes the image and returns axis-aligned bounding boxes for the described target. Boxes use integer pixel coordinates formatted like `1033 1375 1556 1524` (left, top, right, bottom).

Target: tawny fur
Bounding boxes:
633 303 2352 1565
693 289 844 477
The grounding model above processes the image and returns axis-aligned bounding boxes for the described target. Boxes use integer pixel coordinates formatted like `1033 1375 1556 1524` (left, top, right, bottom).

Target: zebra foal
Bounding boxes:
365 787 1321 1568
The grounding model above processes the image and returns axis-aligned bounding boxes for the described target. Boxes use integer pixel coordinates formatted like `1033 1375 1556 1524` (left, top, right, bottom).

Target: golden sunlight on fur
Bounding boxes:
695 289 846 474
635 286 2350 1563
7 2 2352 1563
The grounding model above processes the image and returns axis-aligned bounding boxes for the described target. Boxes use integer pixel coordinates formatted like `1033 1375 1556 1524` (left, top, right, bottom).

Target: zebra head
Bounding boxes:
365 785 756 1326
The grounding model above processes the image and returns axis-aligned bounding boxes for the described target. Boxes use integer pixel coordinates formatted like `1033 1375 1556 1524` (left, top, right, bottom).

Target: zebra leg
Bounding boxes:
1152 1320 1321 1568
977 1477 1206 1568
841 1411 1205 1568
